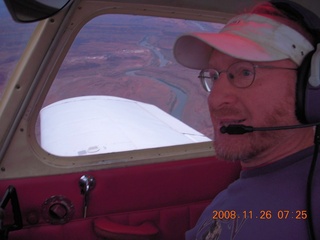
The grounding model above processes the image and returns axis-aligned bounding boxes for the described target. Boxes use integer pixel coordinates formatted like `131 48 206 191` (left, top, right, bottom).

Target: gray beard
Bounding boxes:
213 130 282 162
212 101 297 163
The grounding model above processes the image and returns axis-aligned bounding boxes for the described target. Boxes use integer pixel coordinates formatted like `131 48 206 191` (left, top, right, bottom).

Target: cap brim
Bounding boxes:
173 32 289 70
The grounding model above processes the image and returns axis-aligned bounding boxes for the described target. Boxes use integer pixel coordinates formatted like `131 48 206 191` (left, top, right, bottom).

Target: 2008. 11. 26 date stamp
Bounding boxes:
212 210 308 220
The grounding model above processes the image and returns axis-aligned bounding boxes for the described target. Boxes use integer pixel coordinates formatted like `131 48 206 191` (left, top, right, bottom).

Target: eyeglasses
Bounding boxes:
198 61 297 92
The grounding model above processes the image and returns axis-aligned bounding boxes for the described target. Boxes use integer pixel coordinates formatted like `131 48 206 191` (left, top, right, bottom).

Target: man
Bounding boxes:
174 1 320 239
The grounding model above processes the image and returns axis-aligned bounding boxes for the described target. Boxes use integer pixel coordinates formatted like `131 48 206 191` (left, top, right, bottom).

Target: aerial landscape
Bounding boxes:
1 4 223 146
44 15 222 138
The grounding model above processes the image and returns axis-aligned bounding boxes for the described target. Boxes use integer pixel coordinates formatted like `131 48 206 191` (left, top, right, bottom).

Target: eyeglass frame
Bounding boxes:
198 61 298 92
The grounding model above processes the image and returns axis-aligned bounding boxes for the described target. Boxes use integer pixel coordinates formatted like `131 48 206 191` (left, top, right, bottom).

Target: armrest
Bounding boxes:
93 217 159 240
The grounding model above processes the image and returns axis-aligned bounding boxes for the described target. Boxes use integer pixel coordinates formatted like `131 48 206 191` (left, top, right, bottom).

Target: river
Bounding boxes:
125 35 188 119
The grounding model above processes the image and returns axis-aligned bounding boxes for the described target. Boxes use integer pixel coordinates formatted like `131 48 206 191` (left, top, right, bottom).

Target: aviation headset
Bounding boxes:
270 0 320 124
269 4 320 240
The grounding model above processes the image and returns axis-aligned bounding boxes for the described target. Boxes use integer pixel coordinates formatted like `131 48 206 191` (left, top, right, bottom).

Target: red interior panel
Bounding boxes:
0 156 241 240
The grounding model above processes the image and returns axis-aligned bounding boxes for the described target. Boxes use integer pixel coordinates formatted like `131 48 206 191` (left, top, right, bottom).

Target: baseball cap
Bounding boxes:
173 13 314 69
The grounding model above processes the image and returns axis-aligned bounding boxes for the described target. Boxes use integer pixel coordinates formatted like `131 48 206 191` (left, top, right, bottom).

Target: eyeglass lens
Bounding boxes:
199 62 255 92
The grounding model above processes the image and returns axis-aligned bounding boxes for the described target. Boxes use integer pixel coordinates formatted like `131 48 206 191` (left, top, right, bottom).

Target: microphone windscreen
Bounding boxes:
220 125 254 134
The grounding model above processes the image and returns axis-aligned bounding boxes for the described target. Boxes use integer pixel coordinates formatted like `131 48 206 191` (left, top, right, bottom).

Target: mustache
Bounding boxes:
210 106 243 119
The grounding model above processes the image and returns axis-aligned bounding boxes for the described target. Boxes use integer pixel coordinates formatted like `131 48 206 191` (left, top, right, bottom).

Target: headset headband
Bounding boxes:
270 0 320 43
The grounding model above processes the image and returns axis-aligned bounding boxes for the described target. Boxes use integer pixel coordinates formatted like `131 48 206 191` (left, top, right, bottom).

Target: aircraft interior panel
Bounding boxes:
1 0 318 239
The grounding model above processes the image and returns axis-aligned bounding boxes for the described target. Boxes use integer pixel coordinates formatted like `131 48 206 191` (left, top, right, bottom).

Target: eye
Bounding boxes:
230 63 254 79
241 69 254 77
228 62 255 88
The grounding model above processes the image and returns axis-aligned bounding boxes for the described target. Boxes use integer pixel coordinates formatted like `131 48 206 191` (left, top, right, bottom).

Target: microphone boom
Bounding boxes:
220 123 317 135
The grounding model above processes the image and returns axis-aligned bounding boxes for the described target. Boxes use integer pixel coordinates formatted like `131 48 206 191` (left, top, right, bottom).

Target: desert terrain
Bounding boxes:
1 7 223 140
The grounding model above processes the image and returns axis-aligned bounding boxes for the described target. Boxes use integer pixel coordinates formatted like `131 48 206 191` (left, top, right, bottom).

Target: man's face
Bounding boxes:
208 50 300 163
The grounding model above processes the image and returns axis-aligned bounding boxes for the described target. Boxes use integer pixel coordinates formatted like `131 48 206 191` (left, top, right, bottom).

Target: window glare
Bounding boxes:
39 14 223 157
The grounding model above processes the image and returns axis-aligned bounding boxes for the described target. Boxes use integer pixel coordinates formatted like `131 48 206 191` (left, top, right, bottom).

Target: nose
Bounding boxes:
207 72 238 110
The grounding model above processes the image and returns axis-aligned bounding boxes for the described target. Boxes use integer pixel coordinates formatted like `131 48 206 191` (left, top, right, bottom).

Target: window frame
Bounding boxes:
0 0 231 178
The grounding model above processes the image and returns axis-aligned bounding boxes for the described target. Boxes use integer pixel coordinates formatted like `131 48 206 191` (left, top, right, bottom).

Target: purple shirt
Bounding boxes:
186 147 320 240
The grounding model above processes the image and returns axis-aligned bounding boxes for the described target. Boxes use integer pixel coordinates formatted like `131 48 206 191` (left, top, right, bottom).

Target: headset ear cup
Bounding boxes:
296 44 320 124
296 51 313 124
304 44 320 123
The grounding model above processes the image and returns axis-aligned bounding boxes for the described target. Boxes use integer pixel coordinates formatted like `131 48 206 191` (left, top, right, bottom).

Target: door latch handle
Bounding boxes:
79 175 96 218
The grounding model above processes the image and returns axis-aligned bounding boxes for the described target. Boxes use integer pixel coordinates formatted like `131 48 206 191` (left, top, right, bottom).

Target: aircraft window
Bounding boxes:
0 2 36 99
38 14 223 157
